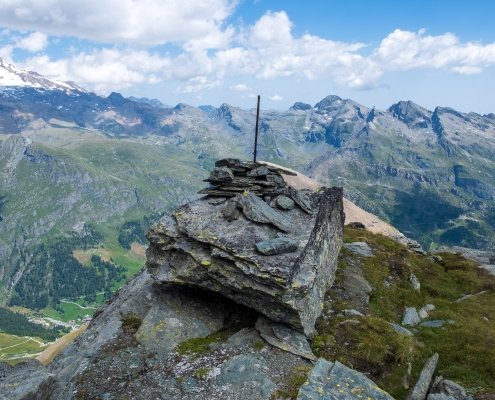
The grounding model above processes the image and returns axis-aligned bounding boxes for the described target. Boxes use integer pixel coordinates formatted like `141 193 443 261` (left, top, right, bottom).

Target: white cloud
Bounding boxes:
229 83 250 91
4 9 495 95
248 11 292 48
173 75 222 94
19 48 171 92
269 94 283 101
0 0 238 48
15 31 47 52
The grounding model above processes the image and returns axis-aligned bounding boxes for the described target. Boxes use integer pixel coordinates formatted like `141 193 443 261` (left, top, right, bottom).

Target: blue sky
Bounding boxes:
0 0 494 113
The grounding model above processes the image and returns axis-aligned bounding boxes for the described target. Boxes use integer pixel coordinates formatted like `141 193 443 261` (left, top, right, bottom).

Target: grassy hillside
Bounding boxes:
312 226 495 398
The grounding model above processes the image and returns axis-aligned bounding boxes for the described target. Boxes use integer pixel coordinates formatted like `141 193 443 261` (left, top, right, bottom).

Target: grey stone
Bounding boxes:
421 320 445 328
255 237 299 255
147 186 344 337
410 273 421 291
276 195 295 210
406 353 439 400
348 221 366 229
344 309 364 317
222 198 240 221
209 166 234 182
339 319 361 325
208 196 227 205
428 395 455 400
225 328 262 347
266 173 285 185
428 376 473 400
343 242 374 257
237 191 292 232
216 354 275 400
455 291 486 302
247 166 270 177
297 358 394 400
402 307 421 326
255 316 317 361
419 304 435 319
388 322 414 336
288 185 312 214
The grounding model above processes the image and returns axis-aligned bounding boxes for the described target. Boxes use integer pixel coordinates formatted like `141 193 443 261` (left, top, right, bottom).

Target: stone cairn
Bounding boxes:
198 158 313 214
146 158 344 337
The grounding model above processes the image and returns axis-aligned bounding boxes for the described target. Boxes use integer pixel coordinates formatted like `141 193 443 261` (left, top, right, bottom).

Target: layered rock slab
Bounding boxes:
147 186 344 337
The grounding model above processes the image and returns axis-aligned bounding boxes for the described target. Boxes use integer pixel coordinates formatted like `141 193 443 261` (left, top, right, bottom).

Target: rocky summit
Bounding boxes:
147 158 344 337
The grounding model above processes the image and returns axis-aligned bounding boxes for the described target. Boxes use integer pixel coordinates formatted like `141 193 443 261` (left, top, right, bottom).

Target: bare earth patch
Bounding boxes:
72 250 92 264
261 161 402 236
130 242 147 257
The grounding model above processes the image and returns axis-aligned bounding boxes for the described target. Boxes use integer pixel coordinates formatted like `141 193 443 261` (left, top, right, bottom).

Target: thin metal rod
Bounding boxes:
253 95 260 163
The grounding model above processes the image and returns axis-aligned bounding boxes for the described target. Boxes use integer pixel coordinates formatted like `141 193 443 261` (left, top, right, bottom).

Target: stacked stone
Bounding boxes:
198 158 312 214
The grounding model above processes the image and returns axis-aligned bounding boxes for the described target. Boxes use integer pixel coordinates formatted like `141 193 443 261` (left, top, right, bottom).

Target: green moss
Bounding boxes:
177 330 231 357
270 366 312 400
252 339 266 350
193 367 209 380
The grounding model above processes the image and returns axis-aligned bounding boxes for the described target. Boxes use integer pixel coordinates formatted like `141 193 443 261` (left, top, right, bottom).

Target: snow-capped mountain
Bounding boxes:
0 57 88 93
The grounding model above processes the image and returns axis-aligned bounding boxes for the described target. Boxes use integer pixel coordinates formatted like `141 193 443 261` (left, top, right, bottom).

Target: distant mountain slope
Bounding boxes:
303 96 495 250
0 59 494 311
126 96 170 108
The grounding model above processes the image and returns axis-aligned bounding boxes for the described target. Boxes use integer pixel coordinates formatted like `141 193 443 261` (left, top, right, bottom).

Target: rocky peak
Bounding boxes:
314 95 344 110
289 102 312 111
387 100 432 129
106 92 131 106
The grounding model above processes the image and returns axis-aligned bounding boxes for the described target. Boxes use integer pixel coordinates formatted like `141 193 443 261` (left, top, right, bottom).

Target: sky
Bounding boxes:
0 0 495 114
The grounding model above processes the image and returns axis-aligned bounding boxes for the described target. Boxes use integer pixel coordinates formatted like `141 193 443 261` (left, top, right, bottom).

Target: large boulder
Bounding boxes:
146 185 344 337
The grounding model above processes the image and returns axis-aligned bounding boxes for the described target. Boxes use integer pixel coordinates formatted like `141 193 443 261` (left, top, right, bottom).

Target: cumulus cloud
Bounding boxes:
229 83 250 91
15 31 47 51
0 0 238 47
20 48 171 92
269 94 283 100
4 8 495 94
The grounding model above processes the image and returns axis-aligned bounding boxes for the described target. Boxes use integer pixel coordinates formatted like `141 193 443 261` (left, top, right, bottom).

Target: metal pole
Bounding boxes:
253 95 260 163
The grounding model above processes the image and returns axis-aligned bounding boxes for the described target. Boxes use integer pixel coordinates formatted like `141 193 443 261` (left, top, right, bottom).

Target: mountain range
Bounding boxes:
0 57 494 313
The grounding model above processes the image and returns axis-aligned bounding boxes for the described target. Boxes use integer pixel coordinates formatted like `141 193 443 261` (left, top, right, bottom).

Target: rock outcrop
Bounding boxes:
147 158 345 337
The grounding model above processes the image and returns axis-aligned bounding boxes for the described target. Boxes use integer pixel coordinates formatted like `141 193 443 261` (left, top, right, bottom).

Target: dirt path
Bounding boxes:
37 325 87 366
60 300 96 309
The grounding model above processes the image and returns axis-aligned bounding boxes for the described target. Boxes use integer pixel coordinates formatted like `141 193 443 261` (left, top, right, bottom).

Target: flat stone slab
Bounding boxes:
343 242 374 257
388 322 414 336
255 237 299 255
238 191 292 232
421 320 445 328
406 353 439 400
255 316 317 361
147 186 344 337
297 358 394 400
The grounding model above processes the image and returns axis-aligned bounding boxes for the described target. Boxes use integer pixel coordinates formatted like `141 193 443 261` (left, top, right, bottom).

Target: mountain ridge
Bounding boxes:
0 59 494 329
